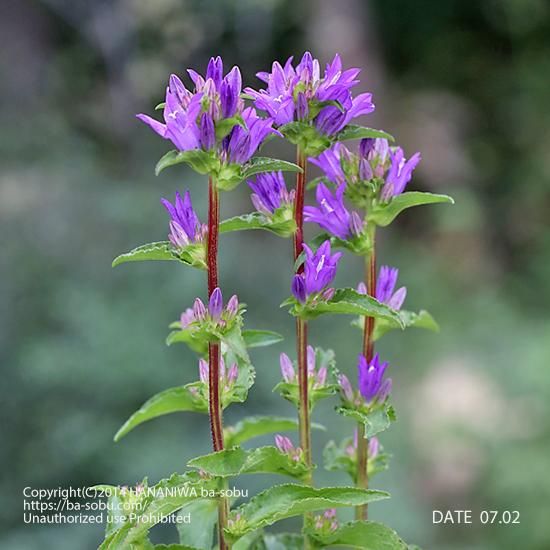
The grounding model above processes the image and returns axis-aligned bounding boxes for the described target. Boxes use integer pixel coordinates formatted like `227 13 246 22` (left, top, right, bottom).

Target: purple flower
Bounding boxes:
198 356 238 390
208 288 223 320
280 353 296 383
368 437 380 458
376 266 407 310
381 147 422 199
338 373 354 402
357 353 392 404
291 240 342 303
248 171 294 215
137 58 276 165
274 435 302 461
161 190 206 247
246 52 374 136
304 183 363 239
309 143 348 186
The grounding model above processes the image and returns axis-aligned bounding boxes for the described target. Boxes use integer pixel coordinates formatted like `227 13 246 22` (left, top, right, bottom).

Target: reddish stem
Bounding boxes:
207 177 227 549
357 241 377 521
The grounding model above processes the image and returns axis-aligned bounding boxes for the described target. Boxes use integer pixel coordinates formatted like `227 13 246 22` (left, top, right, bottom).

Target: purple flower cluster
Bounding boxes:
274 434 302 462
180 288 239 329
279 346 329 388
357 265 406 310
137 57 276 164
161 190 206 247
310 138 421 202
291 241 342 304
248 171 295 216
198 356 238 391
304 182 363 239
313 508 339 532
246 52 374 136
357 353 392 404
338 353 392 406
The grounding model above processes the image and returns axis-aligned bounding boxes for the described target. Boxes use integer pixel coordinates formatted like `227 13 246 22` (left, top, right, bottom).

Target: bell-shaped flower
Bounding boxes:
357 353 392 404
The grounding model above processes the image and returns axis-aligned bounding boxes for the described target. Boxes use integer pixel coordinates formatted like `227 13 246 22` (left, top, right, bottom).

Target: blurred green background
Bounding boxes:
1 0 549 548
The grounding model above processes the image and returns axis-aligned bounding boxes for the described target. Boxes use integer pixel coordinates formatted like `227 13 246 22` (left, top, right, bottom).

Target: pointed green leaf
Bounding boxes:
221 324 250 362
285 288 404 325
155 149 219 176
114 385 207 442
224 415 325 447
242 329 283 349
241 157 303 180
280 122 332 156
337 125 394 142
368 192 454 227
215 115 245 140
336 405 397 438
98 474 217 550
309 520 407 549
166 329 208 355
112 242 179 267
220 213 296 237
177 499 218 550
189 446 310 480
225 484 389 543
374 309 439 340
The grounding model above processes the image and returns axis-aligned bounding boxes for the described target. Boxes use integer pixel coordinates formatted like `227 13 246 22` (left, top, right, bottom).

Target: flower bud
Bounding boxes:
368 437 380 458
226 294 239 317
199 359 209 384
280 353 295 383
338 373 354 401
227 363 238 385
291 275 307 303
193 298 207 321
180 308 195 328
208 288 223 320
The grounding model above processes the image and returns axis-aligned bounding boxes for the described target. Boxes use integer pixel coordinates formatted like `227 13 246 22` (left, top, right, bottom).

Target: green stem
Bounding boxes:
356 228 376 521
207 177 229 549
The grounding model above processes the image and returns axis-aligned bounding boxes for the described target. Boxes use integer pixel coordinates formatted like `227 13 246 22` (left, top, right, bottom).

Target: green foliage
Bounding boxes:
247 533 304 549
188 446 311 480
282 288 404 325
352 309 439 341
273 381 338 410
224 484 389 543
336 404 397 438
336 125 394 142
112 242 206 270
215 115 245 140
241 157 303 179
323 437 390 483
155 149 220 176
280 122 332 157
114 385 207 442
97 474 217 550
220 212 296 238
368 192 454 227
224 415 325 447
242 330 283 349
177 499 218 550
308 520 407 549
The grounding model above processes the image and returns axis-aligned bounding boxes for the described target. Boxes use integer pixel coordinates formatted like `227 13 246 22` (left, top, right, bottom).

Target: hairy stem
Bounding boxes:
293 148 312 547
207 177 229 549
356 230 377 521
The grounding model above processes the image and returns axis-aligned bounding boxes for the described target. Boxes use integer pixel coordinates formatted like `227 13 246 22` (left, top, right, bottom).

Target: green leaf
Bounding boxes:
336 405 397 438
112 242 179 267
221 324 250 362
241 157 303 180
215 115 245 140
273 381 339 410
225 484 389 543
374 309 439 340
242 329 283 349
112 241 206 270
368 192 454 227
225 361 256 407
309 520 407 549
220 213 296 238
285 288 404 325
114 385 207 442
188 446 311 480
177 499 218 550
336 125 394 142
225 415 325 447
280 121 333 157
98 474 217 550
155 102 165 111
166 328 208 355
249 533 304 549
155 149 219 176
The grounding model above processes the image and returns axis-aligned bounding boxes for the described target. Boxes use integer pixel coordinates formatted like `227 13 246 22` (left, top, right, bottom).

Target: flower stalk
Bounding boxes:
206 176 229 549
356 227 376 521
